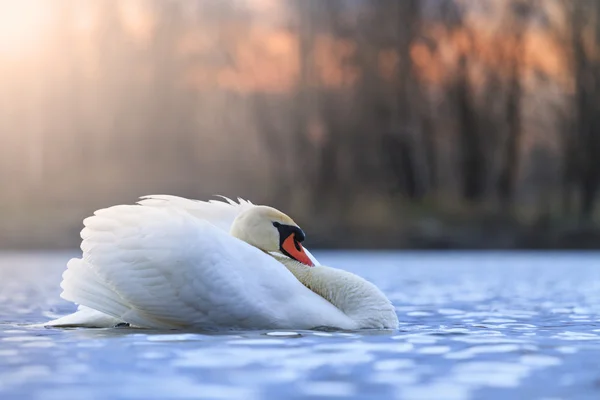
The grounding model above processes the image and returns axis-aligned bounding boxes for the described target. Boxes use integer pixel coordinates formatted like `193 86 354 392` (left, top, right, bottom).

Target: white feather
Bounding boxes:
51 202 351 330
137 195 255 232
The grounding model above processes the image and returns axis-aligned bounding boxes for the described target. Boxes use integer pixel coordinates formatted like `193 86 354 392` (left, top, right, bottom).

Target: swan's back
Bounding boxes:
58 203 353 330
137 195 255 232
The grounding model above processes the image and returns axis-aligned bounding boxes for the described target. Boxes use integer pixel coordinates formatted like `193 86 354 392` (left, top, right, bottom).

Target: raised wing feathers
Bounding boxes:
60 203 322 329
137 195 254 232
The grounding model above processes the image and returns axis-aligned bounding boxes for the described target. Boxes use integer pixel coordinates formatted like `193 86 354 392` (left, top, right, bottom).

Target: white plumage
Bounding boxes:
47 196 398 330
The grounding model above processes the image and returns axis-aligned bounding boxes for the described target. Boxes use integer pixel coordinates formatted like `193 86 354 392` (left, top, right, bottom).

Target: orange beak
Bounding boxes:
281 233 314 266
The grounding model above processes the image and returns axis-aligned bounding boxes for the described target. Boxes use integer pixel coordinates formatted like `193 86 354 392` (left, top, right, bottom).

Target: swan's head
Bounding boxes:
230 205 314 266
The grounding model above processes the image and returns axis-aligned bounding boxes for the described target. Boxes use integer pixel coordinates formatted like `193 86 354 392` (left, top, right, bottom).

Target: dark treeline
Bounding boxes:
1 0 600 249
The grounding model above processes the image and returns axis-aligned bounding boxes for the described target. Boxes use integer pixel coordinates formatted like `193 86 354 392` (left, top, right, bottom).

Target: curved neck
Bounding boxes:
279 259 399 329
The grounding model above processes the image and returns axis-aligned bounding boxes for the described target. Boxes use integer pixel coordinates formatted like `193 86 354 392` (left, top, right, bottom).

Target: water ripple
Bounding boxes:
1 251 600 399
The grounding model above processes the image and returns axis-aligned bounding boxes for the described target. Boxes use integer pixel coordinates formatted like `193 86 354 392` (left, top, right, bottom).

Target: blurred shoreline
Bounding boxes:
4 201 600 250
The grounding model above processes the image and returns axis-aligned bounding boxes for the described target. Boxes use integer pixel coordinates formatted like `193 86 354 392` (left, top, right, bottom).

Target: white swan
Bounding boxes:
47 195 399 330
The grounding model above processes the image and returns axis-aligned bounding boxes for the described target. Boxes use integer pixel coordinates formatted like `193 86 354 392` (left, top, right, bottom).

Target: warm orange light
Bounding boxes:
0 0 52 59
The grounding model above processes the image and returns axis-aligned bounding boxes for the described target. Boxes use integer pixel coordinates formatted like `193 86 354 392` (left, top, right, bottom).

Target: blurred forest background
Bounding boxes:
2 0 600 249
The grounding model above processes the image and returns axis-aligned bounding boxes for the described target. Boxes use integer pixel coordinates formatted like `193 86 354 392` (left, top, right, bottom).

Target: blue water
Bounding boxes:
1 251 600 400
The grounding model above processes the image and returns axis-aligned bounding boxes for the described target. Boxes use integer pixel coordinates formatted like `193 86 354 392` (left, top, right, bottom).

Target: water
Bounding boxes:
1 251 600 400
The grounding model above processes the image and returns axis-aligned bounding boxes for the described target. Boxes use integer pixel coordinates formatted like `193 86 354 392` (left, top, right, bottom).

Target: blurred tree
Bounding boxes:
455 54 487 203
567 0 600 218
292 0 319 206
145 1 197 180
384 0 423 199
496 0 531 211
435 0 485 203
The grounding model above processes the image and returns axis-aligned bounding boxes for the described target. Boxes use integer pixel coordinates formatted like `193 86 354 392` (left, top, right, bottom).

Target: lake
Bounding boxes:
1 251 600 400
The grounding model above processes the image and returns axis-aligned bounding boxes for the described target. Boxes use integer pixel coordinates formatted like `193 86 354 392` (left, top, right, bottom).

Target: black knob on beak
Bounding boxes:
273 222 306 243
295 228 306 243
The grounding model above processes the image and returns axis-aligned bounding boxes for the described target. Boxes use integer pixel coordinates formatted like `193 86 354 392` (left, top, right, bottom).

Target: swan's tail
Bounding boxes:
60 258 132 318
49 258 174 329
45 258 131 327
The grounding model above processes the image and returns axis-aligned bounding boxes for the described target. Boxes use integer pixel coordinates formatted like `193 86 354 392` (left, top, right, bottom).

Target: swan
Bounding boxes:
46 195 399 330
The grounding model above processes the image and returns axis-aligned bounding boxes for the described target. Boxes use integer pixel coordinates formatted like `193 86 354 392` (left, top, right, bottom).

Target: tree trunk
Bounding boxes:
456 57 486 202
497 38 524 211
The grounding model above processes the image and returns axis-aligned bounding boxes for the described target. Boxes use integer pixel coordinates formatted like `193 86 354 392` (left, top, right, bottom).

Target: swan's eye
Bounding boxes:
272 222 281 228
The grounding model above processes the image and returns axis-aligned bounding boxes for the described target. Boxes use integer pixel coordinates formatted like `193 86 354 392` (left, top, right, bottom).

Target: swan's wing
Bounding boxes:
138 195 321 266
137 195 254 232
59 203 336 329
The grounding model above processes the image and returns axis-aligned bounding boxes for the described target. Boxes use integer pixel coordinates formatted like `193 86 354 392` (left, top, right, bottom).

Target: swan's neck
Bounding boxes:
280 259 399 329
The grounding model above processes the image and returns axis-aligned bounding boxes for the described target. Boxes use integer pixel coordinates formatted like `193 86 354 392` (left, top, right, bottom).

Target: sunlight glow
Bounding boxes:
0 0 52 59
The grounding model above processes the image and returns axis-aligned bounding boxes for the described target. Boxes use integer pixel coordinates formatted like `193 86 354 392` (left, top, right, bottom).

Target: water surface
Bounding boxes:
1 251 600 399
